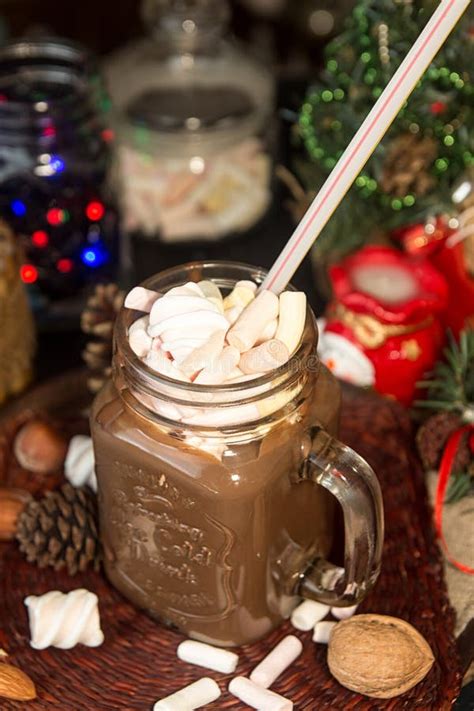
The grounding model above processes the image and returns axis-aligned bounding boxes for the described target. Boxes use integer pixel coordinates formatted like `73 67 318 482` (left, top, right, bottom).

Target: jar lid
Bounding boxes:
0 38 94 78
142 0 230 50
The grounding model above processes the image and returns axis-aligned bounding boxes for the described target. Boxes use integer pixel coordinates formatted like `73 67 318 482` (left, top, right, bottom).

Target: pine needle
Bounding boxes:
416 328 474 414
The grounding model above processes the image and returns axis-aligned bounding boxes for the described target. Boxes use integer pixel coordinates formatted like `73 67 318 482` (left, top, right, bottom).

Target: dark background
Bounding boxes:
0 0 332 66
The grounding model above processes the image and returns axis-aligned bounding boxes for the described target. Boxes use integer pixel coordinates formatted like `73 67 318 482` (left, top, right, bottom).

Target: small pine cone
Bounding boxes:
416 412 465 470
81 283 125 336
16 483 101 576
380 134 437 197
81 283 125 394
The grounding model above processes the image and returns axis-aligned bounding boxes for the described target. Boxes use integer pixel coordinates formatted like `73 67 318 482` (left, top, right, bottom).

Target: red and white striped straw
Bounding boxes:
263 0 470 294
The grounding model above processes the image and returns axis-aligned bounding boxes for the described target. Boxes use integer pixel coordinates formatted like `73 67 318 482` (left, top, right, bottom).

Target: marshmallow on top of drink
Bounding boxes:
124 279 306 387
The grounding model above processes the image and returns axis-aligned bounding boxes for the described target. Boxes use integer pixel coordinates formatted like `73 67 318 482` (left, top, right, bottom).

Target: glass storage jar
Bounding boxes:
105 0 275 257
0 38 119 322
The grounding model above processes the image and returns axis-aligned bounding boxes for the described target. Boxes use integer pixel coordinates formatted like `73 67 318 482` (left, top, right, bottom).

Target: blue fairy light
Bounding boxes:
50 155 65 173
11 199 27 217
80 242 109 268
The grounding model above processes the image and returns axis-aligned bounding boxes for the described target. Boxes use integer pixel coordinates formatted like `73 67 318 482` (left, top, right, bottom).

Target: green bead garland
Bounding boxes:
299 0 474 212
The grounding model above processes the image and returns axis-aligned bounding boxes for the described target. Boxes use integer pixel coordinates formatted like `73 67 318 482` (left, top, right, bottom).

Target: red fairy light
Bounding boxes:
57 258 74 273
20 264 38 284
32 230 49 248
86 201 105 221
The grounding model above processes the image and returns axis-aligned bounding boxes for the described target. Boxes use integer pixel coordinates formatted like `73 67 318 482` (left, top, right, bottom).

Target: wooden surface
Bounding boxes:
0 380 462 709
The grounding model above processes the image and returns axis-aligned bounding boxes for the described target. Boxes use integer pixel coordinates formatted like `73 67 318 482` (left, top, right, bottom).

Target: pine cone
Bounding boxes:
81 283 125 393
416 411 469 470
16 483 101 576
380 134 437 197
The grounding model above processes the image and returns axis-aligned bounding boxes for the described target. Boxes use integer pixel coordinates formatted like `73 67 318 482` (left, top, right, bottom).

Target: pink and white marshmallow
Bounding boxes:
194 346 241 385
124 286 160 312
180 330 226 376
124 279 307 394
227 290 279 352
148 289 228 363
239 339 289 374
129 316 152 357
275 291 307 356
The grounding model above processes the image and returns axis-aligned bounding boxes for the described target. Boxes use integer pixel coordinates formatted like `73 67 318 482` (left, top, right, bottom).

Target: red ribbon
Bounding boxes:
434 424 474 574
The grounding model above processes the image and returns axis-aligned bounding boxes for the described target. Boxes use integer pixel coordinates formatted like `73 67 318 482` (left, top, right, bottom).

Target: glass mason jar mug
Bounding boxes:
91 262 383 647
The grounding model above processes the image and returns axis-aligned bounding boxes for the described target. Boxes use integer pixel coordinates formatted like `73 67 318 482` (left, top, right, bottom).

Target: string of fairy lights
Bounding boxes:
298 0 474 213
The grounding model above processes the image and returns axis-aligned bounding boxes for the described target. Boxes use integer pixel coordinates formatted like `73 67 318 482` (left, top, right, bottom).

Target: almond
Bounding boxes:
0 488 32 541
0 662 36 701
327 614 435 698
14 419 67 473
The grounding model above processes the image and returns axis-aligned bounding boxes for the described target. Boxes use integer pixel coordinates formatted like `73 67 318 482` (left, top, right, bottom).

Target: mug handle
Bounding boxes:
295 426 384 606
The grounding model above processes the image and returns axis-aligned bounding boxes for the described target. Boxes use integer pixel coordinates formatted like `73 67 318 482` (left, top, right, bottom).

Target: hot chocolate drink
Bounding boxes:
91 262 383 647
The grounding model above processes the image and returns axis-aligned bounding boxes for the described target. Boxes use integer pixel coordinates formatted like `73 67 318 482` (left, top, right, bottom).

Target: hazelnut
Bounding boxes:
0 488 32 541
14 420 67 474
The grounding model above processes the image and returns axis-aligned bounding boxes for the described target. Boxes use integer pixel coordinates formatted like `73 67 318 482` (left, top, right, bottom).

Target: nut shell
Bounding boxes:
0 662 36 701
14 420 67 474
327 614 435 699
0 488 32 541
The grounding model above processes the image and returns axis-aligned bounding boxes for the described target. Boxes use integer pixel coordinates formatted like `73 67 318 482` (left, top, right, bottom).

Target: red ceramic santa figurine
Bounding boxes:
393 216 474 337
318 246 448 406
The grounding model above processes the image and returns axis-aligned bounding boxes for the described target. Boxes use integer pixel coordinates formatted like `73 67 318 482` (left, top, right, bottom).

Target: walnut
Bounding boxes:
327 614 435 698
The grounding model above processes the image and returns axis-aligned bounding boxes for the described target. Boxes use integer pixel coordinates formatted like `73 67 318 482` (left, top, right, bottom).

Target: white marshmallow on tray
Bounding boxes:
249 635 303 689
177 640 239 674
124 286 160 312
228 677 293 711
275 292 307 356
227 290 279 352
239 339 289 374
25 589 104 650
291 600 330 631
65 435 97 493
331 604 358 620
153 677 221 711
313 620 337 644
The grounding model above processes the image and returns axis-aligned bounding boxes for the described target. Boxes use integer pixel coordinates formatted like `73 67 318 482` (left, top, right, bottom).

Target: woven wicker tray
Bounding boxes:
0 376 462 710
